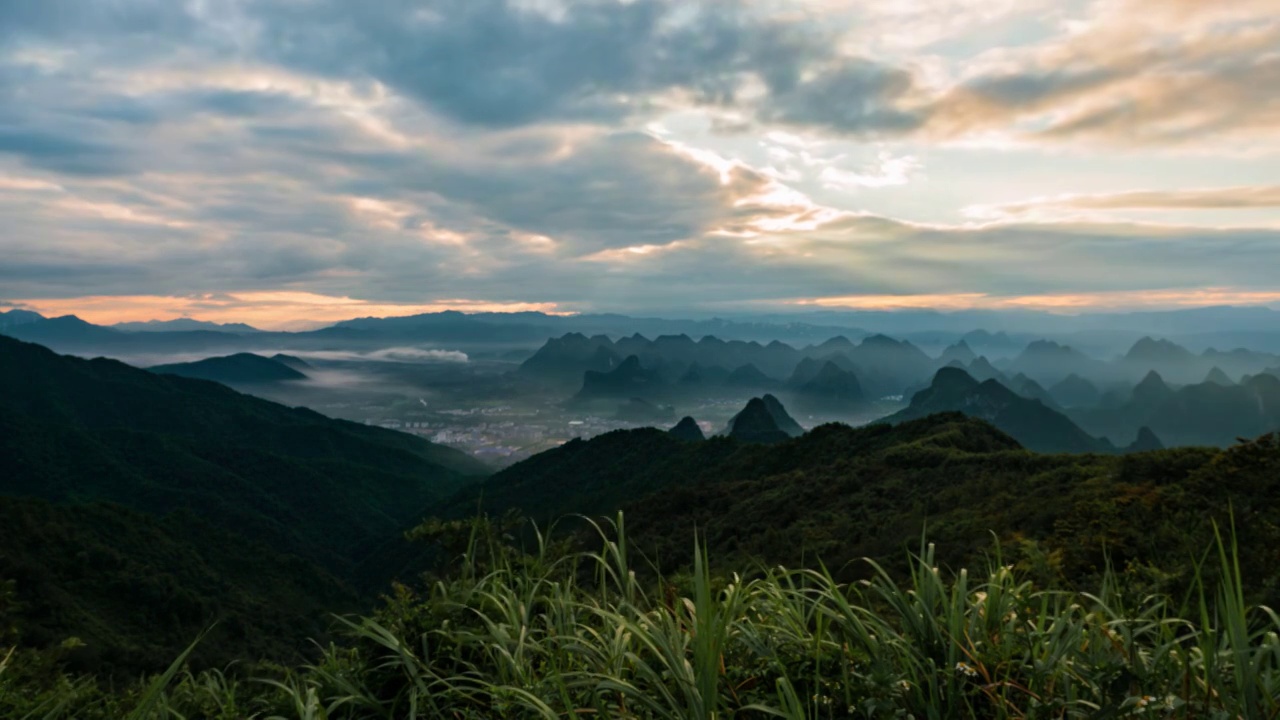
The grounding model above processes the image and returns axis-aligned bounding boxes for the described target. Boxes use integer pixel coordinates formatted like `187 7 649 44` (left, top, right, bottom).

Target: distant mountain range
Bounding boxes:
112 318 262 333
880 367 1141 454
1068 370 1280 447
9 305 1280 362
523 332 934 401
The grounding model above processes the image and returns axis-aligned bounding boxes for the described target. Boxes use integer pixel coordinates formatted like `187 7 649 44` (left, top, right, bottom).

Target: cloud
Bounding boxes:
967 186 1280 219
0 0 1277 322
922 0 1280 147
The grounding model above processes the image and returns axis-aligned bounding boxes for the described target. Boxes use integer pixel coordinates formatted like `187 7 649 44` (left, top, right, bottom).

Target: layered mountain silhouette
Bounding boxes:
1049 374 1101 408
880 367 1113 453
722 394 804 444
1204 367 1234 386
668 416 706 441
1069 371 1280 447
571 355 666 403
791 361 865 412
523 332 937 399
149 352 308 384
113 318 261 333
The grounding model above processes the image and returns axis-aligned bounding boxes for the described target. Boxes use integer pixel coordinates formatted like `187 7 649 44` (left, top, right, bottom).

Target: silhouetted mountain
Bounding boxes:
1204 367 1234 386
723 397 793 444
1125 337 1197 365
725 363 778 389
113 318 261 333
881 368 1112 453
793 361 865 411
787 356 828 386
1071 372 1280 447
1127 427 1165 452
270 353 313 371
0 309 44 330
1009 373 1059 408
518 333 619 383
1 314 122 345
1049 374 1101 408
961 329 1024 357
1132 370 1176 408
572 355 667 403
668 416 706 442
761 394 805 437
965 356 1006 383
1007 340 1102 385
939 340 977 365
149 353 308 384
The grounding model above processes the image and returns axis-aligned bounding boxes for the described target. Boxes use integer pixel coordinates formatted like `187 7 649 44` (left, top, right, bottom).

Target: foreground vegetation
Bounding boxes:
5 515 1280 719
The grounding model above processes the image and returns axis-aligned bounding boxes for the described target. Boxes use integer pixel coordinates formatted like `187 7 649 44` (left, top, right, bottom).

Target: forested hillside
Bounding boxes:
0 337 488 673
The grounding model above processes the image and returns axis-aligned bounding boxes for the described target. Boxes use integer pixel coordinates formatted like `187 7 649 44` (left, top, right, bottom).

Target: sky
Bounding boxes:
1 0 1279 329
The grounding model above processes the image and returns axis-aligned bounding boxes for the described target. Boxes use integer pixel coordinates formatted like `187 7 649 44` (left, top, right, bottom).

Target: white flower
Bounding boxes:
955 661 978 678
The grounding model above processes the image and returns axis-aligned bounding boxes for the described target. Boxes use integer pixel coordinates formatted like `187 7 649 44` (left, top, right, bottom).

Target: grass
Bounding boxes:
4 513 1280 718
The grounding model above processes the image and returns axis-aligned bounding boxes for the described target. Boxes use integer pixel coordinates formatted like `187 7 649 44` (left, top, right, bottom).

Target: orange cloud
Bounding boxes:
795 288 1280 312
15 293 568 330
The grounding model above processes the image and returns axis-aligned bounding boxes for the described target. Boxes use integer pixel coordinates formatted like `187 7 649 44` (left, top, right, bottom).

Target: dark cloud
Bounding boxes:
0 128 132 175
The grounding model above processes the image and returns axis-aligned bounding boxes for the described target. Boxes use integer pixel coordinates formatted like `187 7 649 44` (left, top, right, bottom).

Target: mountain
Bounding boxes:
518 333 619 384
1125 336 1197 365
668 416 706 442
1008 373 1059 407
0 337 488 566
571 355 667 403
112 318 261 333
724 363 778 389
965 356 1006 383
1132 370 1177 408
1127 426 1165 452
880 367 1113 453
719 394 804 444
0 308 44 330
793 361 865 411
148 352 308 384
1071 372 1280 447
723 397 793 444
0 495 352 674
446 412 1280 595
270 353 313 371
0 336 489 672
760 393 805 436
1049 374 1101 408
1 314 122 345
1204 367 1234 386
1007 340 1102 385
939 340 977 365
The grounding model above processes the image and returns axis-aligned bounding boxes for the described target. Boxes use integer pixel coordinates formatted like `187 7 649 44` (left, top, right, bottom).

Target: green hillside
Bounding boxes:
0 337 490 673
454 412 1280 600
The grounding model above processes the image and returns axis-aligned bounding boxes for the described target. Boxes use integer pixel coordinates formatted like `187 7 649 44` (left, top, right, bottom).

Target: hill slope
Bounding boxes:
149 352 308 383
0 337 490 670
447 412 1280 599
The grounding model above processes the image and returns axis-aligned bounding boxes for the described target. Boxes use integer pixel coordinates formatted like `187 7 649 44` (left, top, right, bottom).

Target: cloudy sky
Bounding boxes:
2 0 1278 328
